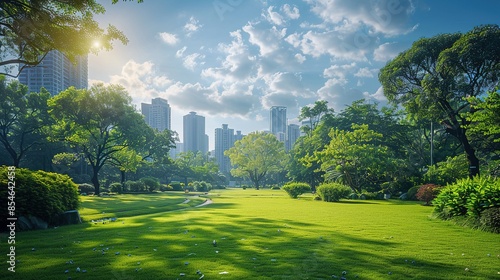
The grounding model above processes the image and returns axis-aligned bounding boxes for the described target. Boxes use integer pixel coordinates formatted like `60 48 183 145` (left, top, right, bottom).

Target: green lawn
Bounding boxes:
2 189 499 279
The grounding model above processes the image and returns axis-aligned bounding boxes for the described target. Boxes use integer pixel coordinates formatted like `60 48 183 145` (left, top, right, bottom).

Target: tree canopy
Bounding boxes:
0 76 51 166
225 131 288 189
0 0 142 76
379 24 500 178
48 83 152 194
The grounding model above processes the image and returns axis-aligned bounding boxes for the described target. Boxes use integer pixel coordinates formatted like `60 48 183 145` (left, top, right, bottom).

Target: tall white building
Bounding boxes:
183 112 207 154
18 50 88 95
141 97 171 131
286 124 301 151
270 106 287 138
215 124 235 174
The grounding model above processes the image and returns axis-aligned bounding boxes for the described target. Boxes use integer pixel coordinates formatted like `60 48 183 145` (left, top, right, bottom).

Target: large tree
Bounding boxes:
225 131 288 189
0 0 141 76
379 24 500 178
0 76 51 166
48 83 151 195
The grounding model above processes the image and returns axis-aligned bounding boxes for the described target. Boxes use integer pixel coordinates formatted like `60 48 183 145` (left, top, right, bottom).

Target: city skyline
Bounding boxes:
75 1 499 150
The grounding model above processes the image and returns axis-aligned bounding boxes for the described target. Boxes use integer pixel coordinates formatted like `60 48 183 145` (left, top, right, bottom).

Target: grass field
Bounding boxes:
2 188 499 279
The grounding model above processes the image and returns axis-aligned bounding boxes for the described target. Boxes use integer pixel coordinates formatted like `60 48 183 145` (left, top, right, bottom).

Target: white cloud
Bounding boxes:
176 46 187 57
183 53 205 71
184 16 202 36
354 67 377 78
263 6 284 25
242 22 287 56
373 42 403 62
282 4 300 19
108 60 172 105
158 32 179 45
294 53 306 64
363 86 387 102
306 0 417 36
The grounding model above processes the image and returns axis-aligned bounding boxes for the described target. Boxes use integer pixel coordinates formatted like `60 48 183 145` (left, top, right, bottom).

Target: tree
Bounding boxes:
315 124 396 193
225 131 288 189
298 100 332 136
0 0 141 77
48 83 150 195
0 76 51 166
379 24 500 178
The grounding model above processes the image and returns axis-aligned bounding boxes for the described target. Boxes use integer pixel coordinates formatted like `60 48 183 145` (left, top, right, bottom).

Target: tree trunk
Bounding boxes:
445 125 480 178
91 166 100 195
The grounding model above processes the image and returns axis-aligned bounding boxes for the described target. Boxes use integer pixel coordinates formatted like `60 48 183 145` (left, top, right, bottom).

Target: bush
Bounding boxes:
479 207 500 233
78 183 94 194
316 183 351 202
109 182 123 193
124 180 145 192
282 182 311 198
0 167 80 226
141 177 160 192
433 177 500 219
169 182 183 191
160 184 173 191
407 186 420 201
192 181 212 192
416 184 441 205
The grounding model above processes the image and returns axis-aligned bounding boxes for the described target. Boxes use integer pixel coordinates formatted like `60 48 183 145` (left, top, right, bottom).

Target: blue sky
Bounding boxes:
88 0 500 150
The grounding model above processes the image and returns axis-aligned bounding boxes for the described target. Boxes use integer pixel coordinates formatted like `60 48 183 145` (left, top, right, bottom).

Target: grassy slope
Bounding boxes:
1 189 499 280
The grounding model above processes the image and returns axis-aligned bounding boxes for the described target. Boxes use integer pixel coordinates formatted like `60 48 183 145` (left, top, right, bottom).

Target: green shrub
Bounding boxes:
192 181 212 192
78 183 94 194
169 182 183 191
423 154 468 186
433 177 500 219
407 186 420 200
159 184 173 191
124 180 145 192
109 182 123 193
416 184 441 205
316 183 351 202
479 207 500 233
141 177 160 192
0 167 79 226
282 182 311 198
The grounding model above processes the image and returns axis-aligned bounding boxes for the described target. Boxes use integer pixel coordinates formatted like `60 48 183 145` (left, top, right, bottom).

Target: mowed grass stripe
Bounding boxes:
2 189 499 280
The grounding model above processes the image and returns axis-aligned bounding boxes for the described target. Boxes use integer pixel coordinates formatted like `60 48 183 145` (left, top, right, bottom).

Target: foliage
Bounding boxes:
0 0 140 76
433 177 500 219
48 83 153 195
225 131 288 189
479 207 500 233
406 186 420 201
423 154 468 185
282 182 311 198
124 180 145 193
169 182 183 191
298 100 332 136
0 166 79 225
192 181 212 192
380 24 500 178
416 184 441 205
109 182 123 193
316 182 351 202
315 124 396 193
0 77 52 166
78 183 95 194
141 177 160 192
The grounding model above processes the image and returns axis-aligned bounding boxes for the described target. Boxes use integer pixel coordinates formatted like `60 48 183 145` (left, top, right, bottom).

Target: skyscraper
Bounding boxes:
18 50 88 95
215 124 234 174
270 106 287 141
141 97 171 131
286 124 300 151
183 112 207 154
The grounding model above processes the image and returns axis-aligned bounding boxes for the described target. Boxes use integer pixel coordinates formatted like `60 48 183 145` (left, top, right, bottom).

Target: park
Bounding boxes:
1 188 499 279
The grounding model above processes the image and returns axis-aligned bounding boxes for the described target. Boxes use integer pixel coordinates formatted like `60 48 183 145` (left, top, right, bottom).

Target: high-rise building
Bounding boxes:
270 106 287 137
215 124 235 174
141 97 171 131
183 112 207 154
18 50 88 95
286 124 300 151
